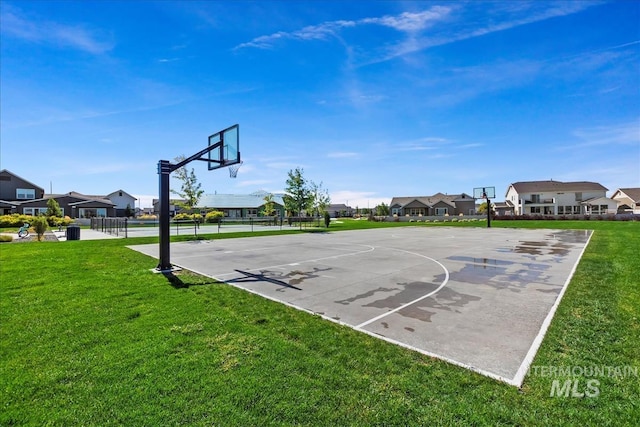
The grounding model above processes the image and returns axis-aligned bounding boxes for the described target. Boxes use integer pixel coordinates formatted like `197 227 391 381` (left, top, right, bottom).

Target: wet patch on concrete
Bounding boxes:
361 281 441 309
444 259 552 292
335 287 399 305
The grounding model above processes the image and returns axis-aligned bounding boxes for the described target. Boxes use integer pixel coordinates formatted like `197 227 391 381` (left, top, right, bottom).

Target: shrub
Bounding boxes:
173 213 201 222
0 235 13 243
0 214 34 228
138 214 157 220
32 216 48 241
46 216 73 227
205 211 224 224
324 211 330 228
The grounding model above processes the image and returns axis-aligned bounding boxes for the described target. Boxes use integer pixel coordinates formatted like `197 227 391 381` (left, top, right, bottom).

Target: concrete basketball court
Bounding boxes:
129 227 592 386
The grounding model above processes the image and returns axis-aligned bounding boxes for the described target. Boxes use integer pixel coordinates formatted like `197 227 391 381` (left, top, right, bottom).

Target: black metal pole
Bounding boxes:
157 160 172 271
487 198 491 228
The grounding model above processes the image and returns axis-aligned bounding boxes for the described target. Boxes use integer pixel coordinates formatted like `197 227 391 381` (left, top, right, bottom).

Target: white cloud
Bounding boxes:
234 2 599 66
361 7 452 32
1 5 113 54
561 120 640 149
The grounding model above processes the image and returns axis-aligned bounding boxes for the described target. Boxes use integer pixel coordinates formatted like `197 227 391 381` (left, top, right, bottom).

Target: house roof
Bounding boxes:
390 193 473 208
0 169 45 192
508 180 607 195
613 188 640 202
20 192 116 206
105 189 137 200
197 193 284 209
580 196 616 205
328 204 352 210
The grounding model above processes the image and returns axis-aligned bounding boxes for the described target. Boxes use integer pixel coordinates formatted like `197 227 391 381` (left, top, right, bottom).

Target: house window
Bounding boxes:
16 188 35 199
391 208 400 216
565 206 573 214
600 205 608 213
573 206 581 214
119 191 123 196
23 207 47 215
79 208 107 218
558 206 564 214
435 207 448 216
246 209 258 217
530 207 541 214
531 194 541 203
408 208 425 216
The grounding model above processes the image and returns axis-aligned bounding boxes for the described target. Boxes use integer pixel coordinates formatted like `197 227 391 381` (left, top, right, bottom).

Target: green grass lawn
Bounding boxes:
1 220 638 425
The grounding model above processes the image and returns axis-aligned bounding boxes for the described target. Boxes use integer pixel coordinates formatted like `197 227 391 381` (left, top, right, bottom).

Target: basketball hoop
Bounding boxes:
228 161 243 178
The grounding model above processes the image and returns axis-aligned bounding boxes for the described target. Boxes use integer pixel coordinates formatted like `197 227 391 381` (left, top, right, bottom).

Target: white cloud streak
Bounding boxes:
234 2 599 66
0 5 113 54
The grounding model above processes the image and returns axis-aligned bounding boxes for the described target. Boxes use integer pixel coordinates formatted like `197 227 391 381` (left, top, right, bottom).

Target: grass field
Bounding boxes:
1 220 638 425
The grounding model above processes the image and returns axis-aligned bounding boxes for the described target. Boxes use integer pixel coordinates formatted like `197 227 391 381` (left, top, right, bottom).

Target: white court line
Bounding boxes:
510 230 594 388
355 248 450 329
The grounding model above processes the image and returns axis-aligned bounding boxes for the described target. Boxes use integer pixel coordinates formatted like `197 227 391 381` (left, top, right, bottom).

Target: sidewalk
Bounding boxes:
53 228 123 241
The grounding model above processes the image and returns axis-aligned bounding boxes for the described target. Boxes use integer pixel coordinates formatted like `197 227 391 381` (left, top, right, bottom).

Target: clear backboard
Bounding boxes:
208 124 240 170
473 186 496 199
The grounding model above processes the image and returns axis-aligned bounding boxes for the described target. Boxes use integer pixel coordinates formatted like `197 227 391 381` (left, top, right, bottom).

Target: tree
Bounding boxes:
261 193 276 217
309 181 331 222
375 202 390 216
124 203 134 218
283 167 311 219
32 215 48 241
477 201 492 214
45 198 63 218
171 155 204 210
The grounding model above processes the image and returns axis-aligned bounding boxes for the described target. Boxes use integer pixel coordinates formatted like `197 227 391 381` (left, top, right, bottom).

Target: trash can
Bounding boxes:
66 225 81 240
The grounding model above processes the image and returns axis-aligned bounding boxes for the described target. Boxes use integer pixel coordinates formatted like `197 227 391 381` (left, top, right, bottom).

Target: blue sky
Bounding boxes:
1 1 638 209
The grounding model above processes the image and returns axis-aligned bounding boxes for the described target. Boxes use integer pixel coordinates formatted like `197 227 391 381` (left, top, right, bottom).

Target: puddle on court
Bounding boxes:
444 257 553 293
497 230 591 258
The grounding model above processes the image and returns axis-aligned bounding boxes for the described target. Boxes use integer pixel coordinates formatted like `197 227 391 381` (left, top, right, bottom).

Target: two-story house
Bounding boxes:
0 169 45 214
505 180 616 215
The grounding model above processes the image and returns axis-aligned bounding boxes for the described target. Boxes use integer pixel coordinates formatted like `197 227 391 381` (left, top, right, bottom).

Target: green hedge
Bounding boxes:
0 214 73 228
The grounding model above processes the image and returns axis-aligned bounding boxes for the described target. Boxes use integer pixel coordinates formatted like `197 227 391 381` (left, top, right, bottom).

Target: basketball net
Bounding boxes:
229 161 243 178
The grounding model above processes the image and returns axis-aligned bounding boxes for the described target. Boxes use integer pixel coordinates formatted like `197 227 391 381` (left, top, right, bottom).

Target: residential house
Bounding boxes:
327 204 353 218
0 169 45 214
105 190 137 216
612 188 640 214
505 180 616 215
195 191 285 218
493 201 515 216
17 192 117 218
152 198 186 217
389 193 476 217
